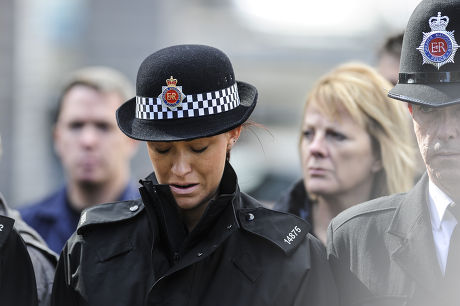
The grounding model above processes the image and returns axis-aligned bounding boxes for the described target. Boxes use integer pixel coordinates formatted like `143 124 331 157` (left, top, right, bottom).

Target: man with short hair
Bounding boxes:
20 67 139 254
328 1 460 305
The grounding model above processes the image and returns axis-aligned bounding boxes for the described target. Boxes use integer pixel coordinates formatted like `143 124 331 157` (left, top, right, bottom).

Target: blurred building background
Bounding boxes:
0 0 421 207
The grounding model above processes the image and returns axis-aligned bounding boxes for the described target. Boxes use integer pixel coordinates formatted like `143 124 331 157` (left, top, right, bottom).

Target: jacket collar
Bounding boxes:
140 162 239 261
386 173 443 293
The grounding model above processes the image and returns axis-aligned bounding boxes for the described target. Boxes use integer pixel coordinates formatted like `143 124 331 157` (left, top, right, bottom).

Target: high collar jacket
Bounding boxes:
51 163 338 306
327 173 456 306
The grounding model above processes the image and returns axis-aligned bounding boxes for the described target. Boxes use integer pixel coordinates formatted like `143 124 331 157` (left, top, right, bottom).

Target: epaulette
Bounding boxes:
0 215 15 248
237 207 310 255
77 199 144 234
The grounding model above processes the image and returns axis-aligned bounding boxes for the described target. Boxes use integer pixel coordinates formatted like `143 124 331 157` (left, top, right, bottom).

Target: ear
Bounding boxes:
407 103 413 115
371 158 383 173
227 126 242 149
53 124 62 157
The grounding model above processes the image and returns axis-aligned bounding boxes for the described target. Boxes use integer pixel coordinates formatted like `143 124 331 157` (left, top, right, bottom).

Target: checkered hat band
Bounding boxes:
135 83 240 120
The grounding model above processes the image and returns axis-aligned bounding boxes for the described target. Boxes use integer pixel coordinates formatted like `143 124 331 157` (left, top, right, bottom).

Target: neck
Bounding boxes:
312 181 374 245
67 174 129 212
427 170 460 204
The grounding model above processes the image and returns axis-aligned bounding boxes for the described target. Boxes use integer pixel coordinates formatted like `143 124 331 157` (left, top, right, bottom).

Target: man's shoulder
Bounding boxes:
330 192 407 233
76 198 144 234
19 188 66 220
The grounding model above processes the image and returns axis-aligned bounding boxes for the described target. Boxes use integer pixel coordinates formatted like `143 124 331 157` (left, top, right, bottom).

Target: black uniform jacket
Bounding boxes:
327 174 454 306
0 215 38 306
51 163 338 306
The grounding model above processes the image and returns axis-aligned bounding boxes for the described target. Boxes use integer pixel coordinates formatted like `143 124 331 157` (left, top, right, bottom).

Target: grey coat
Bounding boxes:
0 193 57 306
327 174 455 306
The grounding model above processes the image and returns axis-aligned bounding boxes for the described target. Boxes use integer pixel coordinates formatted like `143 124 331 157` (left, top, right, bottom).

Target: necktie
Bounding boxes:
444 203 460 304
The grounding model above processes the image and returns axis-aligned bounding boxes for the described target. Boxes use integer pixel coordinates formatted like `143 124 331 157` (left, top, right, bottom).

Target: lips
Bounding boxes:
308 167 329 176
169 183 199 195
429 152 460 160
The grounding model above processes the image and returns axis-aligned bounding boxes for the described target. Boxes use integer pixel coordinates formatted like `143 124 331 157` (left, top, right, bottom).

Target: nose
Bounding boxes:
171 152 192 177
80 126 98 148
309 133 328 158
437 109 460 141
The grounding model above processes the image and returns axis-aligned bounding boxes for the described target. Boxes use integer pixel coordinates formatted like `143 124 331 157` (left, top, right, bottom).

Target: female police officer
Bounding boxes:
50 44 337 306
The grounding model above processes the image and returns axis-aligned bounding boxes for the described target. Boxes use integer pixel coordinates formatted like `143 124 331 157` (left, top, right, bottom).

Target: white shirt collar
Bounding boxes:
428 179 454 230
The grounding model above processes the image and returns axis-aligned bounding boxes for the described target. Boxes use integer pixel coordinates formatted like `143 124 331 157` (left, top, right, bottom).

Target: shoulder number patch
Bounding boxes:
284 225 302 245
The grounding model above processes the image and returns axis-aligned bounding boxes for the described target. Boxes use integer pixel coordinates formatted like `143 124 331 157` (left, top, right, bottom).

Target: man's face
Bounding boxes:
377 53 400 86
412 103 460 197
54 85 136 186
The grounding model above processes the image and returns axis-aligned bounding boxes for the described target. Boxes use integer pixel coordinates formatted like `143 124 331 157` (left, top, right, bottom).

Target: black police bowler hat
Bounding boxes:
116 45 257 142
389 0 460 106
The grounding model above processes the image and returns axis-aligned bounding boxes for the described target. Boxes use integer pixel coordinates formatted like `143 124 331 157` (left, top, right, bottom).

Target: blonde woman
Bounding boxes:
275 62 416 244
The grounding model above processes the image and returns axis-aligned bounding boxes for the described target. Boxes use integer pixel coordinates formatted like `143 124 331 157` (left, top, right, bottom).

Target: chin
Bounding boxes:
175 198 201 210
77 177 104 187
306 180 334 195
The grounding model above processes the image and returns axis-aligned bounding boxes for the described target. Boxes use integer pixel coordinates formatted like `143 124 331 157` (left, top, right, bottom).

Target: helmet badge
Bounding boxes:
417 12 459 70
159 76 185 110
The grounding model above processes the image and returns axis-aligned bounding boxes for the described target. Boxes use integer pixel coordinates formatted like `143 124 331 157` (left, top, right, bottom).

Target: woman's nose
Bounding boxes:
309 134 328 158
171 153 192 177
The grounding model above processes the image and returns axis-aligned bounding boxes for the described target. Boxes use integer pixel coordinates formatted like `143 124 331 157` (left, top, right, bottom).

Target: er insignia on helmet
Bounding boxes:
417 12 459 70
159 76 185 110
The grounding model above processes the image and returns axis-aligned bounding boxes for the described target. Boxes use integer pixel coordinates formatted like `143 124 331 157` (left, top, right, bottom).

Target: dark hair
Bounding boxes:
378 32 404 59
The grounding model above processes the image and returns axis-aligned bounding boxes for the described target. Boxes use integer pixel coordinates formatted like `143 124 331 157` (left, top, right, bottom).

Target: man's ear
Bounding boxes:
408 103 413 115
52 124 61 156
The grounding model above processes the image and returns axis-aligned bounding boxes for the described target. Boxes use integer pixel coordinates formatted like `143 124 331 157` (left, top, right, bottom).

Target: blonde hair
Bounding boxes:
302 62 416 197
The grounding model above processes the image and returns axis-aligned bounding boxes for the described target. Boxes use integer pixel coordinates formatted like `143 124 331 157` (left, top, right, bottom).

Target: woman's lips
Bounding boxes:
308 167 328 176
169 184 199 195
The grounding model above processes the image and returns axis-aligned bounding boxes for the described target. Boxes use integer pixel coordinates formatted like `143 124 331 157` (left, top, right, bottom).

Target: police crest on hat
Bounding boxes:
159 76 185 110
417 12 459 69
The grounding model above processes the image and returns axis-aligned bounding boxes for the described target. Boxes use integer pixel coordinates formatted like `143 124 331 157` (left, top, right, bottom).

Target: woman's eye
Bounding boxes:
155 147 171 154
192 146 207 153
302 130 313 140
327 131 346 141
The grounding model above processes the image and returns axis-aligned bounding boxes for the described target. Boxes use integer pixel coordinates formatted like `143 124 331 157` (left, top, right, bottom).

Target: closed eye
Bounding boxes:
155 147 171 154
192 146 207 153
326 130 346 141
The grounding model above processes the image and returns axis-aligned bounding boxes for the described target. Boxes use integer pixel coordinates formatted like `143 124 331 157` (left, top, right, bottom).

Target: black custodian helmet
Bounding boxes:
389 0 460 106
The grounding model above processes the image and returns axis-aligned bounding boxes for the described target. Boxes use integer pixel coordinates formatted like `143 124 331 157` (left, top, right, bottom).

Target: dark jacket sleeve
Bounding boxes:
0 227 38 306
293 235 339 306
51 245 81 306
